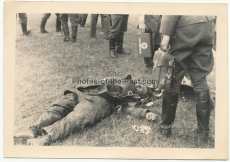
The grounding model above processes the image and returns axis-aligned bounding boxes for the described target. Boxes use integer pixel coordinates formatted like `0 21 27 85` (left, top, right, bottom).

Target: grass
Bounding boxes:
15 14 215 148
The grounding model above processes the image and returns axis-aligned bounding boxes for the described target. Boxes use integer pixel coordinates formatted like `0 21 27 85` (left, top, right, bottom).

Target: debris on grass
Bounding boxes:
132 125 151 135
145 102 154 107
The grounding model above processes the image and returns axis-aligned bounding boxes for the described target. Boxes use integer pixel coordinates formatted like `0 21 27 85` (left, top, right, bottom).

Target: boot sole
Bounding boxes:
14 136 33 145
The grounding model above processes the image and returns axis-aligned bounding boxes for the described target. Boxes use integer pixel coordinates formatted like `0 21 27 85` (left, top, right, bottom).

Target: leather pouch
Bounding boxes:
152 48 174 90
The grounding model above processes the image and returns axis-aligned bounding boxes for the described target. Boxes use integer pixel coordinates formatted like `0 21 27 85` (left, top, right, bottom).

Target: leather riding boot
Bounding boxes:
71 25 78 43
90 15 98 38
62 21 70 42
80 14 88 27
109 38 118 58
40 17 48 34
27 135 51 146
144 57 153 74
144 44 159 68
56 15 62 32
159 126 172 138
144 57 153 68
116 32 130 55
14 129 36 145
21 22 31 36
160 91 179 138
194 90 211 142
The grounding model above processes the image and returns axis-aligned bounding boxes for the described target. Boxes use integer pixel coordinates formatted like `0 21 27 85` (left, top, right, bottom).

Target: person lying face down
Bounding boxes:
14 75 158 146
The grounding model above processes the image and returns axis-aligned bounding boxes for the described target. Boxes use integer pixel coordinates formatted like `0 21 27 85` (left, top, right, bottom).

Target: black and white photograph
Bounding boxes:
4 1 228 159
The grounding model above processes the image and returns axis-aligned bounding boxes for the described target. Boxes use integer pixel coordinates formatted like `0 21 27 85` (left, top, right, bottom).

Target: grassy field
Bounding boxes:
15 14 215 148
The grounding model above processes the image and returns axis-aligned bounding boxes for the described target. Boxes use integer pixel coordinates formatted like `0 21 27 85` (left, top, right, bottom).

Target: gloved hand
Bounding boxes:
161 35 170 51
138 23 146 33
145 112 158 122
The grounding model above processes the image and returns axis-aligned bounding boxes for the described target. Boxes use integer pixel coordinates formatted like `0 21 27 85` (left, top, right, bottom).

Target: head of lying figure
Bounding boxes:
134 83 153 97
121 75 153 98
101 75 153 98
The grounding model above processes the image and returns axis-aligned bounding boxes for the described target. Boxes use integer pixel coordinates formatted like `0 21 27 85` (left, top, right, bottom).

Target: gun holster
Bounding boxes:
152 48 175 90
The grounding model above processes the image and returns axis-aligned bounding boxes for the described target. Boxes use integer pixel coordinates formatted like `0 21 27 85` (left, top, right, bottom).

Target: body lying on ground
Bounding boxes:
14 75 158 146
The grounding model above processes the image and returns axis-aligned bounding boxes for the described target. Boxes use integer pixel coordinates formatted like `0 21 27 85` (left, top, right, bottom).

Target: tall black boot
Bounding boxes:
62 21 70 42
144 57 153 68
71 25 78 43
194 90 211 142
144 57 153 74
160 91 179 138
116 32 130 55
109 38 118 58
40 17 48 34
21 21 31 36
80 14 88 27
56 15 62 32
144 44 160 73
90 15 98 38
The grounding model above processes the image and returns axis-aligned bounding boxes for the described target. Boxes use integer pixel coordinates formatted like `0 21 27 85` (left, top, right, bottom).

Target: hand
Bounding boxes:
145 112 158 122
161 35 170 51
139 23 146 33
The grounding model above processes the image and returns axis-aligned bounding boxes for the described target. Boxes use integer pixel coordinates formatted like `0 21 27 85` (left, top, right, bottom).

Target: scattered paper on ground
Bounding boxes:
132 125 151 135
145 102 154 107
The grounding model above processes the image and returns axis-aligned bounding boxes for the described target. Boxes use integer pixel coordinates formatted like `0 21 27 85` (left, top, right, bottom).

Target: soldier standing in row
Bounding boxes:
18 13 31 36
159 15 216 143
59 13 82 43
40 13 62 34
80 14 88 27
90 14 110 39
109 14 130 58
138 15 162 73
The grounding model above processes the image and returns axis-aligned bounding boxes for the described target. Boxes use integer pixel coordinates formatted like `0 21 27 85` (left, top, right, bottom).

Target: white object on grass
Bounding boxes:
145 102 154 106
132 125 151 135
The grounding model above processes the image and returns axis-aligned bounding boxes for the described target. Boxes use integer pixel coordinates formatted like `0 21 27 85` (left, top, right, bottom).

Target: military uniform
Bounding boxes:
60 13 82 43
18 13 31 35
159 15 216 141
40 13 62 33
90 14 110 39
140 15 162 69
109 14 112 26
80 14 88 27
109 14 130 58
14 76 156 145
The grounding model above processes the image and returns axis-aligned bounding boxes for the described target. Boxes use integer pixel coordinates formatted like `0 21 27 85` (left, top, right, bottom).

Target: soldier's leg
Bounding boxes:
55 13 62 32
116 15 130 55
90 14 99 38
160 59 187 138
144 33 154 70
18 13 31 36
100 14 110 39
69 14 81 43
159 21 215 139
187 24 214 142
60 13 70 42
40 13 51 34
109 14 124 58
143 32 159 73
80 14 88 27
14 92 79 144
27 96 114 146
109 14 112 26
144 16 160 71
192 77 212 143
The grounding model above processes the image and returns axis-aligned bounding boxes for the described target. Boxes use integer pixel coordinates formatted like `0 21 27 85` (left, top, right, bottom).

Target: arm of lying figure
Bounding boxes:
123 106 158 121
